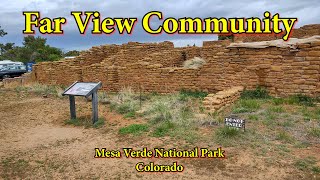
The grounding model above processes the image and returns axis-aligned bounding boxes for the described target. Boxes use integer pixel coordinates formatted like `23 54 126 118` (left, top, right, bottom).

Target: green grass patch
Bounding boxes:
93 118 105 128
148 101 173 124
267 106 285 113
294 141 311 148
240 86 270 99
179 89 208 100
152 121 175 137
119 124 149 135
248 114 259 121
232 99 261 113
65 117 105 128
214 127 245 146
276 131 295 143
124 111 136 119
287 94 315 107
308 127 320 138
116 102 138 115
272 98 286 105
312 166 320 174
1 158 31 179
294 156 317 171
14 83 64 97
277 119 295 127
216 127 241 138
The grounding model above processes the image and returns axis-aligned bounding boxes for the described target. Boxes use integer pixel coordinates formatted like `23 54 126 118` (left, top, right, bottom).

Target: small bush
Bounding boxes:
119 124 149 135
116 102 138 115
312 166 320 174
148 100 173 124
241 86 270 99
287 94 315 107
98 92 109 104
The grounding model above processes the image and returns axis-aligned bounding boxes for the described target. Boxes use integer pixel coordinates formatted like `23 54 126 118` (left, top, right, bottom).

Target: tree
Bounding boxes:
0 43 14 56
21 36 62 62
0 26 7 37
0 35 63 63
218 34 234 42
64 50 80 57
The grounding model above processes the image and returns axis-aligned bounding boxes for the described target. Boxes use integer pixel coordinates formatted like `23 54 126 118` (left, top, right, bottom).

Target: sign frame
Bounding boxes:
62 81 102 123
62 81 102 98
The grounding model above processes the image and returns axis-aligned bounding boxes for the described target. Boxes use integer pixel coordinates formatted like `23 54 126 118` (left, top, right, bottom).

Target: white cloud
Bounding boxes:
0 0 319 50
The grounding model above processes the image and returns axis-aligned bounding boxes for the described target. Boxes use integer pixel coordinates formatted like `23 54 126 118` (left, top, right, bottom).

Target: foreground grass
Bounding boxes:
65 117 105 129
14 83 66 98
9 85 320 175
119 124 149 135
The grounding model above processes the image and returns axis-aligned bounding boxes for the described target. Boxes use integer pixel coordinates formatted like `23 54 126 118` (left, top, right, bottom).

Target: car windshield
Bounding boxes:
0 64 26 71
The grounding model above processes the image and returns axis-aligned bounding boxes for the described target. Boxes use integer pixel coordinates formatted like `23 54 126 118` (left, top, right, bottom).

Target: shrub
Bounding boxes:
179 89 208 100
287 94 315 107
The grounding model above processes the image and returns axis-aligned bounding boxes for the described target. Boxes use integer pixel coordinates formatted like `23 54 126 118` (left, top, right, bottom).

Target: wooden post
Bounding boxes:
92 92 98 123
139 83 142 108
69 95 76 119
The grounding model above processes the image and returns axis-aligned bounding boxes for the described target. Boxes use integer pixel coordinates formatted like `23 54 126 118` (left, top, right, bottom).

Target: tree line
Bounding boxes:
0 26 80 63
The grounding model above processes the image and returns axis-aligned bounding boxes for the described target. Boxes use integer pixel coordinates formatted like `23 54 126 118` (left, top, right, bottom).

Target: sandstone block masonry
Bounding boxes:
31 24 320 97
233 24 320 42
203 86 244 113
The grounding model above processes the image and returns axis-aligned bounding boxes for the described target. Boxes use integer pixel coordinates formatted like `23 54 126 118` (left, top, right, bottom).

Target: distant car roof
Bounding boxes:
0 60 24 65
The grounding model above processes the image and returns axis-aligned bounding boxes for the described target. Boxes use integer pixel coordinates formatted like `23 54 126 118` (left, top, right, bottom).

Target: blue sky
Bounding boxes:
0 0 319 51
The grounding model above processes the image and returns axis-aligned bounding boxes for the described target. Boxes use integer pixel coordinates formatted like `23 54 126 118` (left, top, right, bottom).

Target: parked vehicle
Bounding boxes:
0 60 27 79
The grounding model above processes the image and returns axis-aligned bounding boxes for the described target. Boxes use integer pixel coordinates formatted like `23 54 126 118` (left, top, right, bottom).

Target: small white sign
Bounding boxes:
224 116 246 131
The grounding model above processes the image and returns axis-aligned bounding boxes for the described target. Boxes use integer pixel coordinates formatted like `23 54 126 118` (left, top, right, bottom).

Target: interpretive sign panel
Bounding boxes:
63 82 101 97
62 81 102 123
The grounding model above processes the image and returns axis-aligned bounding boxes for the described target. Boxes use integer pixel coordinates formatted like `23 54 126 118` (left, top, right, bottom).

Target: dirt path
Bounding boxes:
0 90 317 179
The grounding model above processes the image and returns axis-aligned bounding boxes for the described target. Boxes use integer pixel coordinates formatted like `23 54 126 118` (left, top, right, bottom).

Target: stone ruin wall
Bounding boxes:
31 24 320 97
234 24 320 42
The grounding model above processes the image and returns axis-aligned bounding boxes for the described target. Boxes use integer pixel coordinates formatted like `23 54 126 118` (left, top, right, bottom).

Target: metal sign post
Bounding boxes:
62 81 102 124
